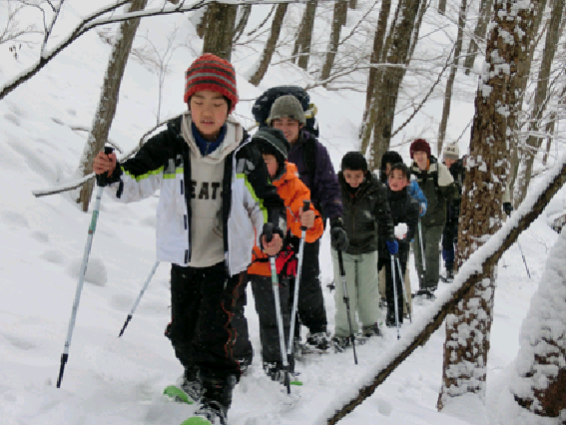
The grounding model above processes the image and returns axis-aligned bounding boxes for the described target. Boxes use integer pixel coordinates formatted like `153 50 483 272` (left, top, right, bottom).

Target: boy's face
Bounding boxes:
389 169 409 191
189 90 229 140
413 151 428 171
262 154 279 179
271 117 302 145
343 169 365 188
444 157 456 168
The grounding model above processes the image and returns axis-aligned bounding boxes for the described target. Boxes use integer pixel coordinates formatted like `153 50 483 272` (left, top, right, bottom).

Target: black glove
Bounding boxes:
503 202 513 216
260 223 283 251
330 217 349 251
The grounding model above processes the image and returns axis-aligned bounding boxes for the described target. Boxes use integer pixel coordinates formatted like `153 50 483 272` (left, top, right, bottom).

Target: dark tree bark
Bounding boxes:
437 0 467 154
363 0 391 114
513 0 565 206
437 0 536 410
438 0 447 15
463 0 491 74
77 0 148 212
292 0 318 70
365 0 422 170
202 2 237 61
248 3 288 86
320 0 348 82
233 4 252 43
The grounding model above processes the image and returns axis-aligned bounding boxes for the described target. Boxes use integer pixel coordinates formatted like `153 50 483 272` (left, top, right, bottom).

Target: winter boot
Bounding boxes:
262 362 301 386
192 373 237 425
331 335 350 352
362 322 382 338
305 331 330 351
179 365 202 404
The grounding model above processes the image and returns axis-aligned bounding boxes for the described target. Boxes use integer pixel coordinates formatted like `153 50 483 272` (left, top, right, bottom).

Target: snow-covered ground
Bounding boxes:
0 2 564 424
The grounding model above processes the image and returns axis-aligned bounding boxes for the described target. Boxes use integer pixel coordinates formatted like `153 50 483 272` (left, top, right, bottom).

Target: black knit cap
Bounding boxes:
252 127 290 167
389 162 410 180
341 151 367 172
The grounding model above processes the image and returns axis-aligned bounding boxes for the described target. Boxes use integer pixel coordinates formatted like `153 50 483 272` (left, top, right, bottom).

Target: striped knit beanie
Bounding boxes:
184 54 238 113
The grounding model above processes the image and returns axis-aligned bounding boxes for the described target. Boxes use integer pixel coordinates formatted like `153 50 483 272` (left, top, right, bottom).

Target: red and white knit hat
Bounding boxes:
183 53 239 112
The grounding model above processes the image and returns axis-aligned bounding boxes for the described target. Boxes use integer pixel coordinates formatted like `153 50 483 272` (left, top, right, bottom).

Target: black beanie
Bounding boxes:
252 127 290 167
341 151 367 172
381 151 403 171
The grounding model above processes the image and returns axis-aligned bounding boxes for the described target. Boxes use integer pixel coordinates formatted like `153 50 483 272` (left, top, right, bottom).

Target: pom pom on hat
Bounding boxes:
184 54 238 113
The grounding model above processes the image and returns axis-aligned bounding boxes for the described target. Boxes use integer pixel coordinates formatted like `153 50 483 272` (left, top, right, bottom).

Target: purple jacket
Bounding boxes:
288 130 343 221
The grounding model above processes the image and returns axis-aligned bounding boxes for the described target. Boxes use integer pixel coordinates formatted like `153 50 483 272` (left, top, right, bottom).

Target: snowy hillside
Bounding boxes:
0 2 564 424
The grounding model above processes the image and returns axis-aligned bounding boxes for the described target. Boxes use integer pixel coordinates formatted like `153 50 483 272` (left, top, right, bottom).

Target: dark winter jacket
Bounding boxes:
378 187 420 260
102 114 285 275
410 156 458 227
444 157 466 233
287 130 343 222
338 171 394 255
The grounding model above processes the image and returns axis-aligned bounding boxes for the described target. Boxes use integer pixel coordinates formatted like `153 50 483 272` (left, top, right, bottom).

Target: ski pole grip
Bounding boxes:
302 200 310 211
97 146 115 188
263 222 274 243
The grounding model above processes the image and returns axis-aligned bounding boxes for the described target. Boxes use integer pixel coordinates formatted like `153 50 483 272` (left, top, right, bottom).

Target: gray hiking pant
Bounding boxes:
331 250 381 337
413 223 444 290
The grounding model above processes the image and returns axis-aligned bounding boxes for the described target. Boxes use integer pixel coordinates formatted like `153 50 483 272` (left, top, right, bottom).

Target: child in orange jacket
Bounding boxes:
232 127 323 384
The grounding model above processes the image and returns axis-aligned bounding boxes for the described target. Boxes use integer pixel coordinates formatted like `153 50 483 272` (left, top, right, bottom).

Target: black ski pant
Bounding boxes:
167 263 244 380
377 254 406 322
233 275 293 369
294 239 327 335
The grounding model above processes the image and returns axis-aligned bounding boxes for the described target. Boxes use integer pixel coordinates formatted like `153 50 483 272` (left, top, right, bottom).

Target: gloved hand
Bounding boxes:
503 202 513 216
386 239 399 255
330 217 349 251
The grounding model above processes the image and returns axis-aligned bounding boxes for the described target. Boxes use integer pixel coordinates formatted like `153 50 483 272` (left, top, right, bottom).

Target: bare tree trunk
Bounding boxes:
202 2 237 61
77 0 148 212
463 0 491 74
437 0 536 410
438 0 447 15
248 3 288 86
437 0 467 154
511 230 566 421
513 0 565 206
366 0 422 170
363 0 392 115
196 6 210 39
543 111 556 166
320 0 348 82
507 0 547 192
349 0 357 8
295 0 318 70
407 0 428 63
233 4 252 44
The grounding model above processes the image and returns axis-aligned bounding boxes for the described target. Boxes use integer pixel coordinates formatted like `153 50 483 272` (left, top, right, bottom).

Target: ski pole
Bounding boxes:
263 223 291 394
390 255 400 340
506 212 530 277
287 200 310 359
337 250 358 365
394 256 412 324
118 261 160 337
57 146 113 388
418 220 426 272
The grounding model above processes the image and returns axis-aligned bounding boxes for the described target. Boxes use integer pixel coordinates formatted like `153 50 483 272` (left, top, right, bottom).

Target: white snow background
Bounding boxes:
0 1 565 424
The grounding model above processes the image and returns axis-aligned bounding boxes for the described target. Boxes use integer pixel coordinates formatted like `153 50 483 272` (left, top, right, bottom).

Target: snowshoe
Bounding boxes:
164 385 195 405
182 405 225 425
305 331 330 351
412 288 436 301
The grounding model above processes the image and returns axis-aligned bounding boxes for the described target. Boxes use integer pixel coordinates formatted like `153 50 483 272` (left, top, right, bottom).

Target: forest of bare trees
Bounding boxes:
1 0 565 423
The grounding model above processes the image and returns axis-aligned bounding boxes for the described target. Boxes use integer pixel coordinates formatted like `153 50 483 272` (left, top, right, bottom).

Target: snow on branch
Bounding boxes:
0 0 296 101
32 118 170 198
323 155 566 425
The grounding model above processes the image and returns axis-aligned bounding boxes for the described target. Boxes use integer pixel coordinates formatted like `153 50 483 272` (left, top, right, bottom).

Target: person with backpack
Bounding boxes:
409 139 458 299
262 91 347 352
232 127 324 384
378 162 420 326
331 152 396 349
441 144 466 282
93 54 286 425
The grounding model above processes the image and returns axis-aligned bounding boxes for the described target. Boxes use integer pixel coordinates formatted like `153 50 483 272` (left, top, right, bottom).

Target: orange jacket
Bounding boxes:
248 162 324 277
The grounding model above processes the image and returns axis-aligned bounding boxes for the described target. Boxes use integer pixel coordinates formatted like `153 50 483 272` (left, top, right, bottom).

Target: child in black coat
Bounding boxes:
378 163 420 326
